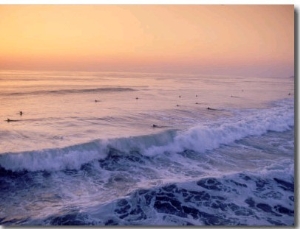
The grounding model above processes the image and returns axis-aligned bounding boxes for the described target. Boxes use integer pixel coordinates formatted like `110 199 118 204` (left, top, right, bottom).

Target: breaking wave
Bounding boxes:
0 99 294 172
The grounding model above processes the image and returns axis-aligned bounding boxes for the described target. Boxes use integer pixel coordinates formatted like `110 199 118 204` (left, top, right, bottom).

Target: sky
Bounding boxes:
0 4 294 77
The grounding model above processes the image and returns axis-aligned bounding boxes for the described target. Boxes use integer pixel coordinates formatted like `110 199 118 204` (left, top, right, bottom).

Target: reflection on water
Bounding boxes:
0 70 293 153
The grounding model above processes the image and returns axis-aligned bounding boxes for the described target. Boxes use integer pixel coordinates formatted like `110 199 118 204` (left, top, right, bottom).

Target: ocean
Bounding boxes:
0 70 294 226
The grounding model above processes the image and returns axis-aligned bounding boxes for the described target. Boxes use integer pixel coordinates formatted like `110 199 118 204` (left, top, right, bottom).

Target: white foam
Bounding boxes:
144 102 294 156
0 141 108 172
0 100 293 172
0 130 177 172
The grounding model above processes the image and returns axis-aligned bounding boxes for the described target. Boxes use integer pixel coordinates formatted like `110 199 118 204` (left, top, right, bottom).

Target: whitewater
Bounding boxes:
0 71 294 226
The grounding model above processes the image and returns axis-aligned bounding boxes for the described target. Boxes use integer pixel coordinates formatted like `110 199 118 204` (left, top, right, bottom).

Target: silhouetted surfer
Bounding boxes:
20 111 23 115
152 124 168 128
5 118 20 122
207 107 217 110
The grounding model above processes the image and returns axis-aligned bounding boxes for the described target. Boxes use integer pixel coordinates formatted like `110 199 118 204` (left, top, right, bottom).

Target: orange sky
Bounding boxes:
0 5 294 77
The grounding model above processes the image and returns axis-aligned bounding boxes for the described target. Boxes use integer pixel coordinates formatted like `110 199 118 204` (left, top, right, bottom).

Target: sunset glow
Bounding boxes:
0 5 294 76
0 4 295 226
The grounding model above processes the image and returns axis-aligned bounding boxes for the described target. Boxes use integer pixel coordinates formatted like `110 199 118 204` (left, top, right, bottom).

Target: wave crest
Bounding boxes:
3 87 136 96
0 101 293 172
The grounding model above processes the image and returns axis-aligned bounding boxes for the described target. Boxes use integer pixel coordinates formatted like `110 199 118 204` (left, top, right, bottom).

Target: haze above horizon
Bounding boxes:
0 5 294 77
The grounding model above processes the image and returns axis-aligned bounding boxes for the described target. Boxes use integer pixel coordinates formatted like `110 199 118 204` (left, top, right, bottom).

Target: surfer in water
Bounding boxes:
5 119 20 122
152 124 168 128
207 107 217 111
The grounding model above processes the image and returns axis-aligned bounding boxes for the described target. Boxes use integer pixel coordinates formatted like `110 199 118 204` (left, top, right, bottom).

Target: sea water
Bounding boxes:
0 70 294 226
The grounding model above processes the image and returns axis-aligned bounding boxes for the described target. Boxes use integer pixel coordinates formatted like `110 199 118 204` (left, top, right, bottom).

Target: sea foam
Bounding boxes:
0 100 293 172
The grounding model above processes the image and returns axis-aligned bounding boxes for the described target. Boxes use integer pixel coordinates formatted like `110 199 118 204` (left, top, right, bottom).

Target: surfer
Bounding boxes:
5 118 19 122
152 124 168 128
20 111 23 115
207 107 217 110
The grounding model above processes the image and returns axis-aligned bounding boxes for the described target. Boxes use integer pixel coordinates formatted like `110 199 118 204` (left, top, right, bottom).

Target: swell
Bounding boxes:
1 87 136 97
0 100 294 173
